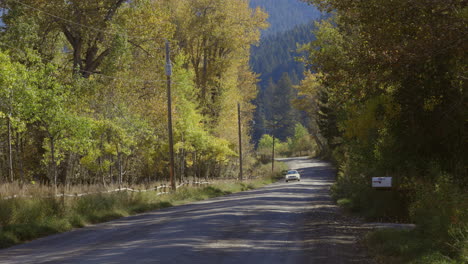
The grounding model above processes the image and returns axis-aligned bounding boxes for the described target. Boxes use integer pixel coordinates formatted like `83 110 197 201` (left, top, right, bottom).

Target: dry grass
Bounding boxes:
0 160 287 199
0 162 287 249
0 161 288 249
1 181 212 200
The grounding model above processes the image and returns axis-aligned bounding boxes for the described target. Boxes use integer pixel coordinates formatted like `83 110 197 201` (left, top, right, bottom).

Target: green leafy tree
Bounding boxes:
299 2 467 256
168 0 267 120
0 51 36 183
263 73 300 141
0 0 267 187
289 123 315 156
302 0 467 179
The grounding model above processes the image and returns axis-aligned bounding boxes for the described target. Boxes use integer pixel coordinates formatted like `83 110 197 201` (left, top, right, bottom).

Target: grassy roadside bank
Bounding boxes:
332 176 467 264
364 228 466 264
0 163 287 249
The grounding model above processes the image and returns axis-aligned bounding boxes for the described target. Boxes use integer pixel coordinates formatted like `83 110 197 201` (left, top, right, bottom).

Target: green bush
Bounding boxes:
362 174 467 263
409 252 458 264
67 213 86 228
251 161 287 181
409 175 468 259
331 172 409 221
366 229 430 258
365 229 461 264
447 226 468 263
0 231 18 248
0 199 18 226
0 198 64 226
337 198 353 211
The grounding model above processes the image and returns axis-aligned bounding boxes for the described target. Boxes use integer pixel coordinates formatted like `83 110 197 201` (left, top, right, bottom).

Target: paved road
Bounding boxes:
0 158 372 264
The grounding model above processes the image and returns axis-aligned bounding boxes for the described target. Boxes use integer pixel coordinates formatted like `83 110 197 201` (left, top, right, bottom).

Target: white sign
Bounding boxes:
372 177 392 188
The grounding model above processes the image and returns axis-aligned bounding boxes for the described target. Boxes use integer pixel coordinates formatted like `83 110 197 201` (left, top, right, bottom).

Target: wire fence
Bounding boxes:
1 181 212 200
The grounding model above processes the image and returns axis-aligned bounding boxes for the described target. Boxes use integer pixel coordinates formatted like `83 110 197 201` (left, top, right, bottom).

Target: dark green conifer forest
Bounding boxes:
249 0 321 143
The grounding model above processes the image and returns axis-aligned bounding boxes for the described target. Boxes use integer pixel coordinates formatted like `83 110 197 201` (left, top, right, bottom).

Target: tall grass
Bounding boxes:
364 229 462 264
0 181 177 199
330 155 467 263
0 191 172 248
336 173 468 263
0 162 286 249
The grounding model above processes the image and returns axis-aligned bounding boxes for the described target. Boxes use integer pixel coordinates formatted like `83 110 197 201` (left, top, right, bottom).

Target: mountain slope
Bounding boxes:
248 0 323 143
251 22 316 87
250 0 321 36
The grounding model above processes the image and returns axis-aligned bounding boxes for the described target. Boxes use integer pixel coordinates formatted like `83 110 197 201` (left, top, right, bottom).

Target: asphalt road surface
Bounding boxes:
0 157 373 264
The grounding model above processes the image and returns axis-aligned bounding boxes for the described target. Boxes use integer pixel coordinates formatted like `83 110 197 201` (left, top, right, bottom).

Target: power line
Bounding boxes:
79 69 170 84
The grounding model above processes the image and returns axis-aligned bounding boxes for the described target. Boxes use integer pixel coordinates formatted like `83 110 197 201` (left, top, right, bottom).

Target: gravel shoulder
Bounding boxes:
0 157 373 264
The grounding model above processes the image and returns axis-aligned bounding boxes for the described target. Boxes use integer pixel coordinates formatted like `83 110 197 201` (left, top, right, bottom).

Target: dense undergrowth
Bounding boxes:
331 160 467 263
0 162 287 249
365 228 465 264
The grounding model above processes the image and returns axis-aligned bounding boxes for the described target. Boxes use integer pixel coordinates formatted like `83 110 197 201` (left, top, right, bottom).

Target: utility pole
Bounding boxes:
238 103 243 181
271 135 275 173
267 119 280 173
165 40 176 191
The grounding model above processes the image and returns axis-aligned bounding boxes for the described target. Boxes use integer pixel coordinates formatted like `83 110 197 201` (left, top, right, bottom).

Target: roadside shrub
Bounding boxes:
0 231 18 248
337 198 353 211
2 219 70 242
331 165 409 221
409 252 458 264
364 229 462 264
74 193 124 216
409 175 468 259
251 162 287 181
447 226 467 263
365 229 431 259
0 199 19 226
67 213 86 228
0 198 63 227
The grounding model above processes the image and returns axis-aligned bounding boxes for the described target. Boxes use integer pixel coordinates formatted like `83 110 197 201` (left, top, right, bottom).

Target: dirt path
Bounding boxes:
0 157 373 264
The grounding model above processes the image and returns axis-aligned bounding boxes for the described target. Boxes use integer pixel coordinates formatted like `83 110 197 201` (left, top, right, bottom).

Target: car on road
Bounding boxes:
285 170 300 182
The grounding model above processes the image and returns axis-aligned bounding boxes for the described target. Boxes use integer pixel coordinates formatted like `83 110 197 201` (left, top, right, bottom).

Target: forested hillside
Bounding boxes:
251 22 316 88
250 0 321 36
248 1 323 143
0 0 267 186
250 23 317 143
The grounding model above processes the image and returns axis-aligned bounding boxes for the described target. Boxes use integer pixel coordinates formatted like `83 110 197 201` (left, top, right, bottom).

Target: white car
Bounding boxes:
285 170 301 182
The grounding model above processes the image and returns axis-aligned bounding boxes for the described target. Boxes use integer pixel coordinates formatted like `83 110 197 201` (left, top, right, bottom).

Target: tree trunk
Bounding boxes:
70 152 77 185
118 150 123 189
16 132 25 187
99 136 105 186
64 152 75 186
50 136 57 193
272 135 275 173
109 155 114 185
181 150 186 184
7 114 13 182
311 132 324 155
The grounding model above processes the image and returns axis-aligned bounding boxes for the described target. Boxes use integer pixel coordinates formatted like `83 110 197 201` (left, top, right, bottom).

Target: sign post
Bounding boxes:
372 177 392 189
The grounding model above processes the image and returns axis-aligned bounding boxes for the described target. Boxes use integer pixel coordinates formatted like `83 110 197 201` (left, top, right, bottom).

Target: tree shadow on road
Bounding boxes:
0 159 373 264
